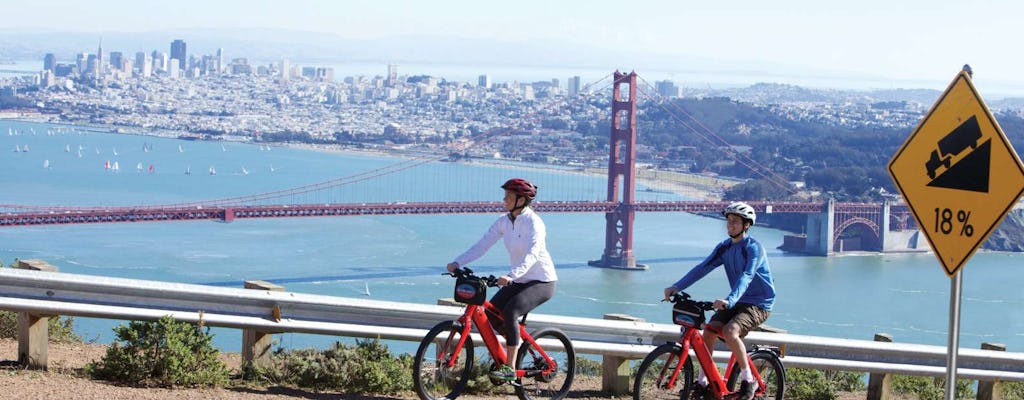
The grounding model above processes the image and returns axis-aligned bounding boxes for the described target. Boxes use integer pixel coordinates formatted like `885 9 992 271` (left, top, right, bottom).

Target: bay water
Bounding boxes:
2 119 1022 356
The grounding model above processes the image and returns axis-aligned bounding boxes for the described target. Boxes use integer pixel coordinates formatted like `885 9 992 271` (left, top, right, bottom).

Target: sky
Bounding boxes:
4 0 1024 96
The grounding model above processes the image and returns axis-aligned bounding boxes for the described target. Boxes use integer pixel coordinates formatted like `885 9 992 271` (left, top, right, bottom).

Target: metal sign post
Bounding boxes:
945 270 963 400
888 65 1024 400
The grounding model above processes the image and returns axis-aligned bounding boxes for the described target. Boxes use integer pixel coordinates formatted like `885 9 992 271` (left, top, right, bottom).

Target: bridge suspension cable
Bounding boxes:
634 76 796 195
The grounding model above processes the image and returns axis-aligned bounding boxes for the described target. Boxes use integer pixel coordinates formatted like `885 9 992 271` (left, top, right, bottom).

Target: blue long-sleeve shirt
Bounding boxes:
670 236 775 311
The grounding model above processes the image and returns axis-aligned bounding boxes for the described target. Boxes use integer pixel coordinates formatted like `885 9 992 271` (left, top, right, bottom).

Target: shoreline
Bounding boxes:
11 117 731 201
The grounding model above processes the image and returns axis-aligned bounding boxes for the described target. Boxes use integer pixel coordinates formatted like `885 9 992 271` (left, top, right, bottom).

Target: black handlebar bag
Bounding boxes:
454 277 487 305
672 299 705 329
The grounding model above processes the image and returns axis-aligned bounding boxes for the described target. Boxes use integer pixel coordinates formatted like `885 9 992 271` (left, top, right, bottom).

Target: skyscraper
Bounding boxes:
655 80 680 98
568 76 581 97
43 53 56 72
170 39 187 70
478 74 491 89
216 48 223 74
387 64 398 87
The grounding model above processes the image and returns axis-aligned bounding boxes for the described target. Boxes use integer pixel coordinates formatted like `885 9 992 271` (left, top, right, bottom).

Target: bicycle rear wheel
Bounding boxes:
632 343 692 400
726 350 785 400
413 320 475 400
515 327 575 400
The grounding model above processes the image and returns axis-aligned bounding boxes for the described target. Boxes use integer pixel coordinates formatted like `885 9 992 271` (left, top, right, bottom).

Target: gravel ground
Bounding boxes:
0 338 867 399
0 338 623 399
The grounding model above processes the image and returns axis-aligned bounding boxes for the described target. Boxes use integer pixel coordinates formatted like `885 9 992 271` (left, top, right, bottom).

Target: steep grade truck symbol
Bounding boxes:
925 115 982 179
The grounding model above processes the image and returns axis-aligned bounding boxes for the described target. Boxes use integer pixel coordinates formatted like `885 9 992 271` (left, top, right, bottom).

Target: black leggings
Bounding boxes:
489 280 556 346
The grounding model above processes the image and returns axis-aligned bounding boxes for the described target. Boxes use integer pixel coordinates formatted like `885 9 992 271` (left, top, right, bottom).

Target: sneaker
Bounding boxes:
734 380 757 400
490 365 517 382
689 381 709 399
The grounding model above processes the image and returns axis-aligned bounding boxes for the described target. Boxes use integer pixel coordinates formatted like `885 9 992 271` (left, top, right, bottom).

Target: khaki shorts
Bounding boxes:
708 303 770 337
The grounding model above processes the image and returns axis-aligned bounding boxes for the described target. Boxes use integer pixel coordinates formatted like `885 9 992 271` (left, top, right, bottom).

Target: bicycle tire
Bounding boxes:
633 343 692 400
725 350 785 400
413 320 475 400
514 327 576 400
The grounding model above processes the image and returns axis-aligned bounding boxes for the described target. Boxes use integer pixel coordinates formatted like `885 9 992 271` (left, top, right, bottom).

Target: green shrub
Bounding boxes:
245 338 414 394
576 356 602 376
0 311 81 343
87 315 229 387
891 375 974 400
1003 381 1024 400
786 368 837 400
785 368 866 400
824 370 866 392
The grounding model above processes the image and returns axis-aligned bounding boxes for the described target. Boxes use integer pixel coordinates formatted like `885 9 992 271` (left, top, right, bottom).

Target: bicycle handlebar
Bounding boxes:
666 291 716 311
444 267 504 287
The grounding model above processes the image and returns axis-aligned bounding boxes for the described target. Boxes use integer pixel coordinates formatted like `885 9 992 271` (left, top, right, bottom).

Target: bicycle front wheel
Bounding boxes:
633 343 692 400
726 350 785 400
413 320 475 400
515 327 576 400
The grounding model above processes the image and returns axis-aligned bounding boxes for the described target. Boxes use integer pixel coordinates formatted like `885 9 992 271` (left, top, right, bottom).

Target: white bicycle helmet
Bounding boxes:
722 201 756 225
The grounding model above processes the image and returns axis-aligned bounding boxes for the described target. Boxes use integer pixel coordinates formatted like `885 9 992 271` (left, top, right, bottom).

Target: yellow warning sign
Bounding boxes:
888 69 1024 276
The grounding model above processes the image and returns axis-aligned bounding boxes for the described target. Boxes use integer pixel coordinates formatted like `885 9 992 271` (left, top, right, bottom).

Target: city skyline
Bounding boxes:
2 0 1024 97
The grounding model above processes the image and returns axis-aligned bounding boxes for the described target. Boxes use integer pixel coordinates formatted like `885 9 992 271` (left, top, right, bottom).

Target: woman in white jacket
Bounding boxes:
446 178 558 382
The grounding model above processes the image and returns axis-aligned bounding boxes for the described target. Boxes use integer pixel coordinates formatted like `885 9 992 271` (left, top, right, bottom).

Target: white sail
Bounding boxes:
209 165 216 175
241 166 249 175
137 162 143 171
113 147 118 156
178 145 184 153
43 159 50 169
64 144 70 152
112 161 119 172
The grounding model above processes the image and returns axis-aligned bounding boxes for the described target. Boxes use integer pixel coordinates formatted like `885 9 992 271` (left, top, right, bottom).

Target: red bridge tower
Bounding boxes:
589 71 648 270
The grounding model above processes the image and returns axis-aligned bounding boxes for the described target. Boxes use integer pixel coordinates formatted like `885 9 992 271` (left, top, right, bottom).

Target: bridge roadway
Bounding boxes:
0 200 835 227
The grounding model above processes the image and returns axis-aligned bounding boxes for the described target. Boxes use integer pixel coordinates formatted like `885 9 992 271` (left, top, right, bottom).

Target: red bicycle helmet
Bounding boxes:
501 178 538 199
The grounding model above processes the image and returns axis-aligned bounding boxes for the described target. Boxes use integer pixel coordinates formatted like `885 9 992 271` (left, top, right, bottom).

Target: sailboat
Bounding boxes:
241 166 249 175
143 143 150 153
270 164 276 172
221 144 227 152
185 166 191 175
104 160 110 170
209 165 216 175
178 145 184 153
12 145 20 152
112 161 120 173
22 145 27 152
77 149 82 158
112 147 118 156
136 162 143 172
148 164 154 173
64 144 70 152
43 159 50 169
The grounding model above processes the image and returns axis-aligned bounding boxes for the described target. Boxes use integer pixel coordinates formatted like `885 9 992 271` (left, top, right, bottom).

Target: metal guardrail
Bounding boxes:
1 267 1023 381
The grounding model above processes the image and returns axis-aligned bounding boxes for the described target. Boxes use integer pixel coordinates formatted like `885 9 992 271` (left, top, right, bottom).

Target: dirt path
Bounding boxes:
0 338 866 399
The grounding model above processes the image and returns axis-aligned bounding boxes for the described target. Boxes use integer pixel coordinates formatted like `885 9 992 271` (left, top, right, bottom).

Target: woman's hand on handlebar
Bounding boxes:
446 262 459 273
496 275 512 287
662 287 677 302
713 299 729 311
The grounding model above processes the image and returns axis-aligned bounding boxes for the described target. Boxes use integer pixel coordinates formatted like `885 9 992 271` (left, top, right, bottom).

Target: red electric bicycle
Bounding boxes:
632 292 785 400
412 267 576 400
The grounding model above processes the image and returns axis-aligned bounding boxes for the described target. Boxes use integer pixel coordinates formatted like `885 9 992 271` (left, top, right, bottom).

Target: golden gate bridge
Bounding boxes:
0 72 914 268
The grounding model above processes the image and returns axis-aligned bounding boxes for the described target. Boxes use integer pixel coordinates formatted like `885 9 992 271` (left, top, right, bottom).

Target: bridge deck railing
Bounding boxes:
1 265 1023 395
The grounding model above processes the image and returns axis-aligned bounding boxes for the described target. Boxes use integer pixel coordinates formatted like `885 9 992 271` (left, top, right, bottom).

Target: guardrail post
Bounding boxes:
867 333 894 400
976 342 1006 400
603 313 644 395
13 259 59 370
242 280 284 367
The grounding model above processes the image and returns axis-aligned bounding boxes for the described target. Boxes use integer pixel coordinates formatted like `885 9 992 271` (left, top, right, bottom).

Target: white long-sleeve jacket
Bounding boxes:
453 207 558 283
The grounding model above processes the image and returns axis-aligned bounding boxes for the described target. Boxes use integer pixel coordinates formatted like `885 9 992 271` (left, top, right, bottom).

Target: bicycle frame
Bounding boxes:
666 325 768 399
442 299 558 379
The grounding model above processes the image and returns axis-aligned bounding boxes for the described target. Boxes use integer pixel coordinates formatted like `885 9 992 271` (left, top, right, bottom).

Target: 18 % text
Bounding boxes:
933 208 974 237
